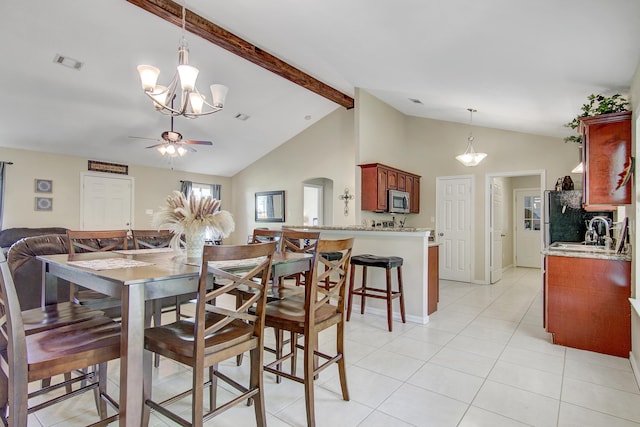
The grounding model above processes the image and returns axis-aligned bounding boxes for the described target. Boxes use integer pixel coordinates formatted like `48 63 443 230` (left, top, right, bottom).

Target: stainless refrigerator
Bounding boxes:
544 190 613 246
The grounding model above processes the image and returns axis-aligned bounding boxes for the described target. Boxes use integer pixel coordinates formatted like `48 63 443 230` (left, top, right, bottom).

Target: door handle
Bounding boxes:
438 232 444 237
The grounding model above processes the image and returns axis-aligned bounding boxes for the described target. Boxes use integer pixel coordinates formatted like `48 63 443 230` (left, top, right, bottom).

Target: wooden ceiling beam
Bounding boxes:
126 0 354 109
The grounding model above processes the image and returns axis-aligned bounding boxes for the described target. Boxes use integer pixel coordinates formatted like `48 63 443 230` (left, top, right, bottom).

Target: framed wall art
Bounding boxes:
35 197 53 211
35 179 52 193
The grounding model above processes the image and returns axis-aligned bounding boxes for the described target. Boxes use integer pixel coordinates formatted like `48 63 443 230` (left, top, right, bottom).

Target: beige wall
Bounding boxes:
230 107 356 245
0 147 231 231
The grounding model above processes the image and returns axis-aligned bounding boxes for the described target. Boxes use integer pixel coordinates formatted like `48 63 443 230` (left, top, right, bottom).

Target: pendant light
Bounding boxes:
456 108 487 167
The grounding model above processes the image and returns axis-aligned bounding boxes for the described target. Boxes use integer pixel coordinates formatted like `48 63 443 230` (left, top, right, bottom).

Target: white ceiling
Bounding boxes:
1 0 639 176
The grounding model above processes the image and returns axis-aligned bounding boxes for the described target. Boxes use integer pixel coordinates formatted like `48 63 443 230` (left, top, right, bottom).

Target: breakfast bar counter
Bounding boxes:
283 225 439 323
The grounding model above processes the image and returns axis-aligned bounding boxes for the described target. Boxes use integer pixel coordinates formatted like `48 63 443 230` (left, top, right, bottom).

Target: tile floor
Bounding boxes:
28 267 640 426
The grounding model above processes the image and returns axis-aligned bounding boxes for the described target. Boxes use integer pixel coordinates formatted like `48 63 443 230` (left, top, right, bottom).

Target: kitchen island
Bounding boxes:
542 244 631 357
283 225 438 324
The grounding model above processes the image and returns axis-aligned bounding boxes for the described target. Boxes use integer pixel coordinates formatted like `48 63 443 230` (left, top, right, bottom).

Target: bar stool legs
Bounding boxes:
347 255 406 332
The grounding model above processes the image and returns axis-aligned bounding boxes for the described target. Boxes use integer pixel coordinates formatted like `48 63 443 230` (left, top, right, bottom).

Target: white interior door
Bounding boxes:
490 180 504 283
81 173 133 230
436 176 472 282
515 189 542 268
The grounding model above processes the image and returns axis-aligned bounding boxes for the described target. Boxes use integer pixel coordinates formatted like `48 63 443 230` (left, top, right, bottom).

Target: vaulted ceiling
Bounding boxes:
1 0 639 176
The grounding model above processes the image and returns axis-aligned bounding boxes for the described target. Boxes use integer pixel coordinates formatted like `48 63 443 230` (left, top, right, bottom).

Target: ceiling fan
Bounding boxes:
129 116 213 157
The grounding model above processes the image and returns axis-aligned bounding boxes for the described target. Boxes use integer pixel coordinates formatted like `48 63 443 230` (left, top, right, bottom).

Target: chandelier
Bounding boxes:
136 3 228 118
456 108 487 167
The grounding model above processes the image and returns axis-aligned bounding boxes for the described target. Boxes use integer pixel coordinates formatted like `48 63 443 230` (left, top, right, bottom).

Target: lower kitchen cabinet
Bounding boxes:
545 255 630 357
428 245 439 315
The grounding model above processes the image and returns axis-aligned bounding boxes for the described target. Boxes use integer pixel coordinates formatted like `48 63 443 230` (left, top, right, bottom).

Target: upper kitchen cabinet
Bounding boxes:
359 163 421 213
581 111 632 206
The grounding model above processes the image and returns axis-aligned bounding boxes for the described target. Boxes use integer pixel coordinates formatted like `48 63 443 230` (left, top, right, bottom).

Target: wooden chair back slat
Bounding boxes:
131 229 175 249
67 230 128 255
249 229 284 252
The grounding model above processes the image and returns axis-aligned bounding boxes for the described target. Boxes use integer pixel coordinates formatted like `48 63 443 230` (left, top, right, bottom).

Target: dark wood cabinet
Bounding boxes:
545 255 630 357
387 170 398 190
359 163 421 212
397 173 406 191
427 245 439 315
581 111 632 205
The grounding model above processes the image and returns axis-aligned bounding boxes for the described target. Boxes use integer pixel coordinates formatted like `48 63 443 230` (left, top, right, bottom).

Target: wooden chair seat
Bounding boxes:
145 314 254 360
21 301 103 335
264 298 339 332
24 316 121 380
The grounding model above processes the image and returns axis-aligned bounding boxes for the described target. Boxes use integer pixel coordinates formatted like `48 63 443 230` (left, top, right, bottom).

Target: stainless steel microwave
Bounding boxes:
388 190 410 213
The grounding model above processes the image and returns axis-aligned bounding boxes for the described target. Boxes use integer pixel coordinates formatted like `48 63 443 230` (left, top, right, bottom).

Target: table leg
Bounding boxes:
120 284 146 426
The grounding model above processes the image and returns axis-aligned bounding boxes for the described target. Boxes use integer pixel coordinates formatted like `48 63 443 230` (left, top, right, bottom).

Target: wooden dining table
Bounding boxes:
37 248 312 427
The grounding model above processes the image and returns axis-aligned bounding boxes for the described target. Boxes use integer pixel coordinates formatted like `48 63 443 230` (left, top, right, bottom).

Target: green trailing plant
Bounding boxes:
564 93 629 143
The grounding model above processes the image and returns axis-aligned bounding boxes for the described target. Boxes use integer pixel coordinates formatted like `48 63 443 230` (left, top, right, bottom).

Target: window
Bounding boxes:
190 182 212 199
523 195 541 231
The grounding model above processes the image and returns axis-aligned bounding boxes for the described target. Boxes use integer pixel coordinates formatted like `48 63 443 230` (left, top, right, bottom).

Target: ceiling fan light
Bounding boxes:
137 65 160 91
177 146 187 156
177 65 198 91
165 144 176 155
157 145 167 155
210 84 228 108
189 92 205 114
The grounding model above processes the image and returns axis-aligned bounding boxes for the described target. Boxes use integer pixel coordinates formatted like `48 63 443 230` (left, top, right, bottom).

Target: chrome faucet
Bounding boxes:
586 216 612 248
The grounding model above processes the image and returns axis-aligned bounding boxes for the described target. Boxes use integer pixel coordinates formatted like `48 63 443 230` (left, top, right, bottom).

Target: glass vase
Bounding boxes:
185 228 207 259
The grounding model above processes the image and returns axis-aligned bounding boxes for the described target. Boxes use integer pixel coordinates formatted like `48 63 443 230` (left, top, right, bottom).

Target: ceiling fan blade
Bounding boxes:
183 140 213 145
129 136 160 141
145 143 165 149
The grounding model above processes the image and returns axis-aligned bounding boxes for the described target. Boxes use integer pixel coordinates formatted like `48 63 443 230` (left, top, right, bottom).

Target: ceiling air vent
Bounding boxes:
235 113 250 121
408 98 423 104
53 54 83 70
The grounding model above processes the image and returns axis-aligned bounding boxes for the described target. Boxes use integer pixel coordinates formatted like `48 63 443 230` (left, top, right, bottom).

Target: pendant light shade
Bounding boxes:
456 108 487 167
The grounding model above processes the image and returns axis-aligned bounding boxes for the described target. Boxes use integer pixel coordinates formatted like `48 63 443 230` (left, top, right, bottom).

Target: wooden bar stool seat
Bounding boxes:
347 254 406 331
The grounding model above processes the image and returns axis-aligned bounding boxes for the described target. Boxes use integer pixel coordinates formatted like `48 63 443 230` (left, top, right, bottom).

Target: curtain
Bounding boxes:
0 162 11 228
180 180 192 197
210 184 221 201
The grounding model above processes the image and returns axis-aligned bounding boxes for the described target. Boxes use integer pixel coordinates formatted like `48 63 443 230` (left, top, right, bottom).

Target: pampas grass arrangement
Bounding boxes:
152 190 235 249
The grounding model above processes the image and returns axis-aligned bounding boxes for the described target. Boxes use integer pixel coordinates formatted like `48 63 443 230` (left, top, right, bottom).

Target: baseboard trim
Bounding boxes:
630 350 640 389
348 304 429 325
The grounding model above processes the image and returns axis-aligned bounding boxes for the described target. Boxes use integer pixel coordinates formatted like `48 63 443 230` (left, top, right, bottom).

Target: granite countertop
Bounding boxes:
542 246 631 261
283 225 432 233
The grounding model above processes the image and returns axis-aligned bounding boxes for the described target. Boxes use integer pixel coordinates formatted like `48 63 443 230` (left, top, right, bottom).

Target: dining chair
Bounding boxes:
263 237 354 427
249 228 284 252
0 258 121 426
66 230 129 317
281 229 320 287
131 229 174 249
142 241 277 427
131 229 193 367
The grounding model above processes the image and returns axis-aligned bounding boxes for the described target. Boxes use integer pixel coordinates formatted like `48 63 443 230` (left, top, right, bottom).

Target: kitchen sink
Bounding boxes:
548 241 616 254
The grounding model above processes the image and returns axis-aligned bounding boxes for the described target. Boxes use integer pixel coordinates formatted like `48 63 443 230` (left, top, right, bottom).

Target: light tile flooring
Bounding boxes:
28 267 640 426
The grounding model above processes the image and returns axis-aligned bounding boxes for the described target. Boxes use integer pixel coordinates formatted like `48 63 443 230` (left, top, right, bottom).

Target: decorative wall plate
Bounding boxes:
35 179 52 193
35 197 53 211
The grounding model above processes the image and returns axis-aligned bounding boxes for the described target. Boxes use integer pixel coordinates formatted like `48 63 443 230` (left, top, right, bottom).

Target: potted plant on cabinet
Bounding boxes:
563 93 629 143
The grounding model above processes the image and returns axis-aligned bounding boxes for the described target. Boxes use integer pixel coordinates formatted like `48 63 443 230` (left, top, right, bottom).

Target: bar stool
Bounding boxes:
347 254 406 331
